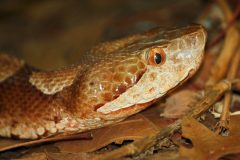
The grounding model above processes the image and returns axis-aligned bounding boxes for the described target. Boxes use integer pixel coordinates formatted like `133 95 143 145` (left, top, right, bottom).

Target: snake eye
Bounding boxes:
147 47 166 66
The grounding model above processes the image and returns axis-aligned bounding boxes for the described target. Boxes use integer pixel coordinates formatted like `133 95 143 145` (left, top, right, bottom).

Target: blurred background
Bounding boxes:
0 0 228 70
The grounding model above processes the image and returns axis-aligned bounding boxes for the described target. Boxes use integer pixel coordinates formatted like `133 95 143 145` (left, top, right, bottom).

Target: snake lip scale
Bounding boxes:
0 24 207 139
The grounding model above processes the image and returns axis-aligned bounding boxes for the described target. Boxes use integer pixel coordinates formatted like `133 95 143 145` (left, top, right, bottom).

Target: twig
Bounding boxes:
96 80 235 160
217 47 240 132
206 0 239 86
217 0 237 21
210 0 240 134
0 132 93 152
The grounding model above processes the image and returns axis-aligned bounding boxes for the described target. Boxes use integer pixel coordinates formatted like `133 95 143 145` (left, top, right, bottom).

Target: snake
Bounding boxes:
0 24 207 139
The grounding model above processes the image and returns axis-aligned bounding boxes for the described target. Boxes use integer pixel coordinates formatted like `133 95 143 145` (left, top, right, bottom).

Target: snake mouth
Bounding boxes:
97 62 200 115
98 68 196 118
98 98 158 120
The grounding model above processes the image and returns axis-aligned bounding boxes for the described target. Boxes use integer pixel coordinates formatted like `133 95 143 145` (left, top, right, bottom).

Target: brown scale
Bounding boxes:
0 67 64 125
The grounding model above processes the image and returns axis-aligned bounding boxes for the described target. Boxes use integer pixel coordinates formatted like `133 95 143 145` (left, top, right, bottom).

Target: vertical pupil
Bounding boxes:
154 53 162 64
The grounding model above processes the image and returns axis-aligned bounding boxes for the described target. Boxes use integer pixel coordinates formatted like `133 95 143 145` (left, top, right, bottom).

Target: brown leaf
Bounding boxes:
161 90 198 118
180 116 240 160
55 106 174 153
46 152 92 160
19 153 47 160
145 150 183 160
227 115 240 137
0 105 173 155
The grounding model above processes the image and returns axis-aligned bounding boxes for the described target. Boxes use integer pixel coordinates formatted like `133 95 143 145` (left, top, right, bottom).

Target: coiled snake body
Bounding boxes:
0 25 207 139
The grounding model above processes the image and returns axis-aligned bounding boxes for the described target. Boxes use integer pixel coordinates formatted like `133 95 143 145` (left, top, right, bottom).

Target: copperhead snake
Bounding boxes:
0 24 207 139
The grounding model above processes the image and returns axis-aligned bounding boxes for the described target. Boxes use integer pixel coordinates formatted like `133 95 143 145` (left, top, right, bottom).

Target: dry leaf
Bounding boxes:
180 116 240 160
161 90 198 118
19 153 47 160
0 105 173 155
46 152 92 160
145 150 184 160
54 105 174 153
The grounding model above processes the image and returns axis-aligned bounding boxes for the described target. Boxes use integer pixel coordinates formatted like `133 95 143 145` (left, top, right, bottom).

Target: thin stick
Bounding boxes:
0 132 93 152
212 0 240 134
206 0 239 86
218 47 240 130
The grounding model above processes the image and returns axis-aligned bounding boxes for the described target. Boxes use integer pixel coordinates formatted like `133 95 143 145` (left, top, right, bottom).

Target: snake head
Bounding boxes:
0 24 207 139
96 24 207 115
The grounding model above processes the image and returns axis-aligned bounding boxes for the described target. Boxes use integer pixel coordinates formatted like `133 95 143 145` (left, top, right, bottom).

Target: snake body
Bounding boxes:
0 25 207 139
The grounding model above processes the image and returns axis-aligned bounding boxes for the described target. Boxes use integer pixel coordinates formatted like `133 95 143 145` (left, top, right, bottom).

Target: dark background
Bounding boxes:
0 0 205 70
